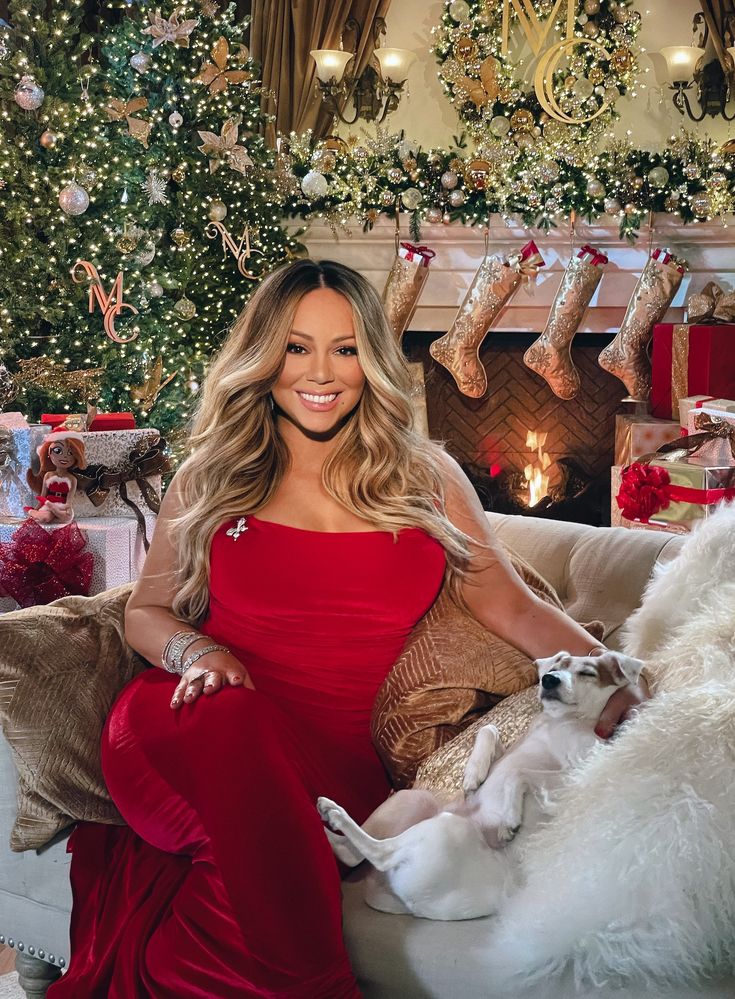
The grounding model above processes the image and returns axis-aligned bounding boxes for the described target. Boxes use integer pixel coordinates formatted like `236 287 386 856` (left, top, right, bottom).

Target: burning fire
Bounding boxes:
524 430 551 507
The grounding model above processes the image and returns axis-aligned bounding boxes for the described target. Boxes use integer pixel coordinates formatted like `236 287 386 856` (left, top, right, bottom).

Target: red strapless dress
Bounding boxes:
49 515 445 999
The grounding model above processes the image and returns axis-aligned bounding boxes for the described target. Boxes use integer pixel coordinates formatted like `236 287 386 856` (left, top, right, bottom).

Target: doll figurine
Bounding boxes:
25 430 86 524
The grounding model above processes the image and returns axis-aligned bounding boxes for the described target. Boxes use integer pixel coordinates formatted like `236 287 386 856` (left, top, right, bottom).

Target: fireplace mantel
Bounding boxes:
295 215 735 334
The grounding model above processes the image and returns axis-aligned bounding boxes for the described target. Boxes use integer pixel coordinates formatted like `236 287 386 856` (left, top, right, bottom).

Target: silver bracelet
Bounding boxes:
162 631 205 674
180 644 230 676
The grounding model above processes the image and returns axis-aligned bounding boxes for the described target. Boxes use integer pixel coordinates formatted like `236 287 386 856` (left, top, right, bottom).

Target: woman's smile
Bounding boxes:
296 390 341 411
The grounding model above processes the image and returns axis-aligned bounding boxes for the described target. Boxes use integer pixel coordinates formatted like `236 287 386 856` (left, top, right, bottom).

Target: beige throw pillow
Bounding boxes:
371 552 566 789
0 584 146 851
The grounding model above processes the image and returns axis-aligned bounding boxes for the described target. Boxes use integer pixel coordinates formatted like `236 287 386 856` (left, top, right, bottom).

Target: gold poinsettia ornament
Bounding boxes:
197 117 253 174
105 97 152 148
142 7 199 47
454 56 500 109
194 36 251 93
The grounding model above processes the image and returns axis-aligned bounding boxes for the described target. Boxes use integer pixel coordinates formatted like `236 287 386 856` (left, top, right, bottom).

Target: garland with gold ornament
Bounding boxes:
281 128 733 243
433 0 641 156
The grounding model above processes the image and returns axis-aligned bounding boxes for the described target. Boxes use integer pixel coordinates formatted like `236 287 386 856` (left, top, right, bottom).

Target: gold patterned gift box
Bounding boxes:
614 414 679 465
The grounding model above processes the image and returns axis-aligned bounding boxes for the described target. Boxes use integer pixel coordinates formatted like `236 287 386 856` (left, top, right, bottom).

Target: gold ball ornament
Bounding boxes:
647 166 670 188
40 129 58 149
58 181 89 216
624 202 638 215
691 193 711 217
510 109 535 133
583 0 601 13
208 200 228 222
401 187 423 210
466 158 491 190
173 296 197 320
426 206 443 223
589 67 605 86
440 170 458 189
386 167 404 184
171 163 188 184
380 189 396 206
454 36 478 62
448 189 465 208
610 48 634 73
564 76 576 91
631 175 644 191
116 232 138 254
583 21 599 38
170 227 191 248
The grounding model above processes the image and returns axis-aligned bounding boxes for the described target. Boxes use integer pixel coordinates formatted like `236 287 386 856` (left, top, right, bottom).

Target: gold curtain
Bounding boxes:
697 0 735 70
248 0 392 146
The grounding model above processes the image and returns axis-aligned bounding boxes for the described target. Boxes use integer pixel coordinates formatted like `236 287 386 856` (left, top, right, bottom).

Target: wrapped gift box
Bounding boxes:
42 411 137 432
679 396 735 432
684 408 735 466
651 324 735 419
614 415 679 465
610 465 689 533
26 428 167 520
0 424 50 518
615 455 735 530
0 514 156 613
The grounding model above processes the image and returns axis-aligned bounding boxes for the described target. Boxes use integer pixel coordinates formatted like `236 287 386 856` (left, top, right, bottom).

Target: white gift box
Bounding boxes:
25 428 165 520
0 424 50 518
0 514 156 613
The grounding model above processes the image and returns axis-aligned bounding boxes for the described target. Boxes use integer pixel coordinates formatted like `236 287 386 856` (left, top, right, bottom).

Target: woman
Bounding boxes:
50 259 644 998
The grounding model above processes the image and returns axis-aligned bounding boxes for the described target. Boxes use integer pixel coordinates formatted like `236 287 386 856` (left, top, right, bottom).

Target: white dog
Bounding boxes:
318 649 642 921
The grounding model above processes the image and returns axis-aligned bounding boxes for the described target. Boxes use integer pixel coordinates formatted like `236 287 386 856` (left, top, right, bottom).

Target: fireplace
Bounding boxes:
404 331 625 526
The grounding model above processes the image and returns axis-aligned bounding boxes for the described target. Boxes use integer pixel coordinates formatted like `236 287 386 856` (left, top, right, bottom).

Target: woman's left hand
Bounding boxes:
595 674 651 740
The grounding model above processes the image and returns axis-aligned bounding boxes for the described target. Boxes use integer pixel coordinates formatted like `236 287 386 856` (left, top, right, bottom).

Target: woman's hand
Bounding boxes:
595 674 651 740
170 651 255 709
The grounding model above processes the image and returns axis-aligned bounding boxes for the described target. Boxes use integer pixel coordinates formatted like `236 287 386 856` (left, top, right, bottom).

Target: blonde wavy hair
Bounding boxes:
170 258 474 624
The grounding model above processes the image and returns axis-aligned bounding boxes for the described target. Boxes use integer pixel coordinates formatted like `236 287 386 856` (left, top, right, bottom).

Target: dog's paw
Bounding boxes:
317 796 347 833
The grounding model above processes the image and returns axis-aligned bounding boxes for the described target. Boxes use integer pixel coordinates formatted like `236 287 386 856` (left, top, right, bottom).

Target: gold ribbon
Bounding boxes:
72 434 171 550
687 281 735 325
671 323 690 422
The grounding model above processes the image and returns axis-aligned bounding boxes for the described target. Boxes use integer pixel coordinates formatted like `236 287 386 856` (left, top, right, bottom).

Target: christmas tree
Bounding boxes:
0 0 298 441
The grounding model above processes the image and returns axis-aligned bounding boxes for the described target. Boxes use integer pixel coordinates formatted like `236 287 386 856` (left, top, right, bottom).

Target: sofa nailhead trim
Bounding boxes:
0 935 5 944
7 939 13 948
28 946 34 955
17 942 23 951
0 936 66 966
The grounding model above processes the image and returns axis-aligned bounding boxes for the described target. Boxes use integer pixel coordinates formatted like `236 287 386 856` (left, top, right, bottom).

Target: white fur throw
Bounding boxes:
487 503 735 990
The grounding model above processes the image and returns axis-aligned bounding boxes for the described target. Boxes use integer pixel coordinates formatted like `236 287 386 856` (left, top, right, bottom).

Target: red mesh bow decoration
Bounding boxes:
0 520 95 608
616 462 671 522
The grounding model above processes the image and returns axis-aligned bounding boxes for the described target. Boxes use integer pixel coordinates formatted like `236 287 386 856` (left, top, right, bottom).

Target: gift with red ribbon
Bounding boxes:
398 242 435 267
42 412 137 432
650 323 735 419
0 519 94 608
615 414 735 528
577 244 608 267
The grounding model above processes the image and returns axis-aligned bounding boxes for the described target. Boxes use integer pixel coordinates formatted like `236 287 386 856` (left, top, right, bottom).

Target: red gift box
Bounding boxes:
88 412 136 431
650 324 735 419
41 412 136 431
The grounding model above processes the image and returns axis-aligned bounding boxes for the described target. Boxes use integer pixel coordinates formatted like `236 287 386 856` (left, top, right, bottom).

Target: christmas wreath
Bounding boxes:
433 0 641 157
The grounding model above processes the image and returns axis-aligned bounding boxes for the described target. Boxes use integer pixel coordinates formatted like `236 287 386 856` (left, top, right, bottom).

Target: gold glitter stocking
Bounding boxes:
382 243 435 339
598 252 685 402
429 241 544 398
523 251 606 400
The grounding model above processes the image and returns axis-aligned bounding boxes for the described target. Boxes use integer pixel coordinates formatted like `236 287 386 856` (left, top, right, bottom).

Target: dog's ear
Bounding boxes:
595 651 643 687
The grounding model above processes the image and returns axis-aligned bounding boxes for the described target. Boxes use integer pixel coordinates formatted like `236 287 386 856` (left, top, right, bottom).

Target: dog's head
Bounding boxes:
534 650 643 720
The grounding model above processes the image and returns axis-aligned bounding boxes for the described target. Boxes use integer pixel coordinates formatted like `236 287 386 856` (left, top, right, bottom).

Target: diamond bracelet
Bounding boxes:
179 644 230 675
162 630 206 675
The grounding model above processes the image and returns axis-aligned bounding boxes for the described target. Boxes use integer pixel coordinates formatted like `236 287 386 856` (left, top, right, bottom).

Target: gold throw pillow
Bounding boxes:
371 552 566 789
0 584 146 851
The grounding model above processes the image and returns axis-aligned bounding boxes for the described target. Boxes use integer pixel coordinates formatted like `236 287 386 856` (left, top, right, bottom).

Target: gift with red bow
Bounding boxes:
0 519 94 608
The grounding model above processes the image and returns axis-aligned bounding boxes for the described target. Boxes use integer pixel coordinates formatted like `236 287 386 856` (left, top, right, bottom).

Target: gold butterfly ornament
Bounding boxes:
194 36 251 94
105 97 153 148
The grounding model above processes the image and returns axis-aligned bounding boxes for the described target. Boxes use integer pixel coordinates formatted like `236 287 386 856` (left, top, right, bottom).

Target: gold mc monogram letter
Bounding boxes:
501 0 576 58
70 260 140 344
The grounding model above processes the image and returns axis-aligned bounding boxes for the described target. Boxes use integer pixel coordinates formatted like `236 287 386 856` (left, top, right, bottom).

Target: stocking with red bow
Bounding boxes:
429 240 545 398
382 242 436 339
524 245 608 400
598 248 686 402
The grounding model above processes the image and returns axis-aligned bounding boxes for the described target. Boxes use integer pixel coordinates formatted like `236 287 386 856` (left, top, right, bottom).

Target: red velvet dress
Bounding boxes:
48 515 445 999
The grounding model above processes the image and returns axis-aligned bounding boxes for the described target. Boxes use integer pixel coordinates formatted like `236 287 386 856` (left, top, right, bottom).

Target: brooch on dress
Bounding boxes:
226 517 248 540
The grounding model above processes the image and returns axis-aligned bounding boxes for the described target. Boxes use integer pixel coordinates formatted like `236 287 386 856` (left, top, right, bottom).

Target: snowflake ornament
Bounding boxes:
142 169 169 205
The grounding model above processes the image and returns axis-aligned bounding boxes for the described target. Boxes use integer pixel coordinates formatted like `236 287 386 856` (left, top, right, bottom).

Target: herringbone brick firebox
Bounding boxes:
405 332 625 521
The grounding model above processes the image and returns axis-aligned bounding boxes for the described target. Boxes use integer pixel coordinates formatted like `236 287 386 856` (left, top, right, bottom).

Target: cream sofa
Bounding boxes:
1 513 734 998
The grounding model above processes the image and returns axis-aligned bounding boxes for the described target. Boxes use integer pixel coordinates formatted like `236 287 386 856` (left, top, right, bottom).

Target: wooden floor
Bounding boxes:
0 944 16 973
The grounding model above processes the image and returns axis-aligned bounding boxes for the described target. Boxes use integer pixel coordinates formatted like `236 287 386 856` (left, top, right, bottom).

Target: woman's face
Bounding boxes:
48 441 74 471
271 287 366 437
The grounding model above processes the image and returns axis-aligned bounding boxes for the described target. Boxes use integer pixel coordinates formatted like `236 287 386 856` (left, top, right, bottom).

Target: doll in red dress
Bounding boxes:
25 429 86 524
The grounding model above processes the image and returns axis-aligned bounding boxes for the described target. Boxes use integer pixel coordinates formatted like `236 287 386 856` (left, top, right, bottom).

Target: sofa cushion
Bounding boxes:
371 551 565 789
0 584 145 851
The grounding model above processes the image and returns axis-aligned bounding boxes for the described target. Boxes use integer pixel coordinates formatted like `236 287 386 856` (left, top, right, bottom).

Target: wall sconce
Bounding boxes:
660 13 735 121
310 17 416 125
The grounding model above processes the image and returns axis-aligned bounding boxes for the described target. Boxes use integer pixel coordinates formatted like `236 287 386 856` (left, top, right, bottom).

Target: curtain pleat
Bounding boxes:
249 0 392 145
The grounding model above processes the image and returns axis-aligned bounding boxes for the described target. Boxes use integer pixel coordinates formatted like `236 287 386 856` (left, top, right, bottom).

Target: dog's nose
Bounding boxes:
541 673 562 690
